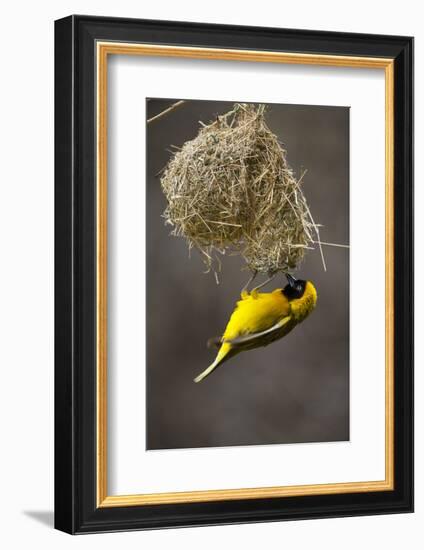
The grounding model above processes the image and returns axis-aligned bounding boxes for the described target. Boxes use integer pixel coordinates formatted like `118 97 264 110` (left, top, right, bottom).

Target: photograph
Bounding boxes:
52 12 413 536
0 0 416 542
146 98 350 450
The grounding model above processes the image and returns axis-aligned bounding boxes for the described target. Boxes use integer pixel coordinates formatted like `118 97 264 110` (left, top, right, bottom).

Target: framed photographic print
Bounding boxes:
54 15 413 534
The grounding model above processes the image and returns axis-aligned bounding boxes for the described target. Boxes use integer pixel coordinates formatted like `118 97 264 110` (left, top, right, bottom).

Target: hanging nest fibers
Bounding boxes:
160 103 324 277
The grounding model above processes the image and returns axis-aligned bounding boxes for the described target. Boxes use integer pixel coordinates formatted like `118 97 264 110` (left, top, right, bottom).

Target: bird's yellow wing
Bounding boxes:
196 291 292 383
224 315 292 348
205 289 292 353
223 289 291 341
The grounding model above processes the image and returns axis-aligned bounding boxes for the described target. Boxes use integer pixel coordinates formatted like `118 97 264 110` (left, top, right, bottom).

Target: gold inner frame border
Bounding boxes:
96 42 394 508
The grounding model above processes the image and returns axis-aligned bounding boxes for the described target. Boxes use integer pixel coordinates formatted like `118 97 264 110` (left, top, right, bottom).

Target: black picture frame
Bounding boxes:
55 15 413 534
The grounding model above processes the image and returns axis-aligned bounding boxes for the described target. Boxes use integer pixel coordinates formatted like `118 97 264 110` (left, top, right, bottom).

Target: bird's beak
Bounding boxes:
286 273 297 288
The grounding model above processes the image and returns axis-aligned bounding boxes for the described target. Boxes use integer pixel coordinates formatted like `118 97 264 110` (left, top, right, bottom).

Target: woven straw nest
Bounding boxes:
160 103 322 278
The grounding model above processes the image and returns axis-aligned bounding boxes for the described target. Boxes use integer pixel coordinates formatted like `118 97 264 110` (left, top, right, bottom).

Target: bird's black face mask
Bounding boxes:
283 274 306 299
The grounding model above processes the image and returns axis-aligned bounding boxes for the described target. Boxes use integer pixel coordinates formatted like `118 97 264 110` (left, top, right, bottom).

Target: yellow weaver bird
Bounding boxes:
194 274 317 383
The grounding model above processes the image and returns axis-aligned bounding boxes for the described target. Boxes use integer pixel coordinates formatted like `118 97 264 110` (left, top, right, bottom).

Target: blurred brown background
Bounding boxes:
146 99 349 450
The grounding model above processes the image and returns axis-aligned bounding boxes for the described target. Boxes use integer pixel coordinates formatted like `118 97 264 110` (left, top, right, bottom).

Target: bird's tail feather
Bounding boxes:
193 360 220 383
194 345 231 383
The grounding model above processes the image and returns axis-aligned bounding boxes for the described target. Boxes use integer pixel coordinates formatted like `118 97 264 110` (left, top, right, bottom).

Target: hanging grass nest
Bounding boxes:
160 103 323 276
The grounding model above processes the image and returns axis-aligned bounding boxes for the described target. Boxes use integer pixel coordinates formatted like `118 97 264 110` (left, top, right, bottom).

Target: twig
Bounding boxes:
147 100 186 124
312 240 349 249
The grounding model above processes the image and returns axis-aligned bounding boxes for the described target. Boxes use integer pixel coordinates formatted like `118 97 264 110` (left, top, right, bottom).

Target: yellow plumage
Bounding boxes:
194 277 317 383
